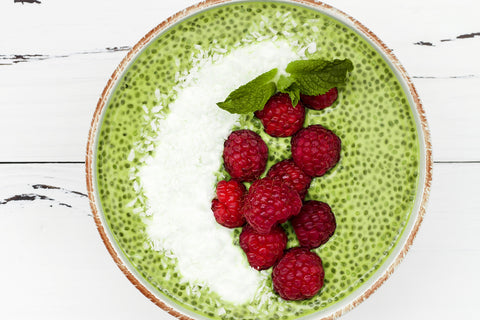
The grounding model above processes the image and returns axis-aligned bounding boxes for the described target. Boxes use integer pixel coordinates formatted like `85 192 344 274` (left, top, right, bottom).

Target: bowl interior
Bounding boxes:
86 1 431 319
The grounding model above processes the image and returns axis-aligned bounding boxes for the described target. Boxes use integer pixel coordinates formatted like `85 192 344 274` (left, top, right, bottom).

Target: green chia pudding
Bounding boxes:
95 2 420 319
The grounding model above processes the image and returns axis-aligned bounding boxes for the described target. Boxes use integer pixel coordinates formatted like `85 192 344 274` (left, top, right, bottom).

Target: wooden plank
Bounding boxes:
0 162 478 319
0 52 125 162
1 0 479 162
0 0 199 55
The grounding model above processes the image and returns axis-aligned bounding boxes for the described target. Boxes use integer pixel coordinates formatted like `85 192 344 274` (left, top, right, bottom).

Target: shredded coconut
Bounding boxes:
138 40 303 304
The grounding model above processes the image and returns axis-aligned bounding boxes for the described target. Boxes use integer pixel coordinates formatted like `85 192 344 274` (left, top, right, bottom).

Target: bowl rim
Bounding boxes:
85 0 433 319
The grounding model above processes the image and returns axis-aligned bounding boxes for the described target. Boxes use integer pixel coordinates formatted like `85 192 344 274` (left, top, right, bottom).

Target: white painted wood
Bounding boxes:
0 0 200 55
0 0 480 319
0 0 479 161
0 52 126 162
0 163 479 319
414 77 480 161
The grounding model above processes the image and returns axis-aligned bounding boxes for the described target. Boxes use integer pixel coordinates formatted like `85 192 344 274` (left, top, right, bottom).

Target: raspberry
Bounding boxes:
239 224 287 270
300 87 338 110
223 130 268 182
291 125 341 177
254 93 305 137
291 201 336 249
272 247 325 301
266 159 312 200
211 180 246 228
243 178 302 234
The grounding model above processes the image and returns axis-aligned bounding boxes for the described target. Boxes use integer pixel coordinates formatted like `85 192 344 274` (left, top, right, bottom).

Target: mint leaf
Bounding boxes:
277 75 301 106
216 59 353 114
286 59 354 96
277 74 295 91
217 68 278 114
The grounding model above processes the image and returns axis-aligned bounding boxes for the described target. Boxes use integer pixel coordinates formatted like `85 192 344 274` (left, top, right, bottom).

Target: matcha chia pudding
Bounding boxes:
94 2 420 319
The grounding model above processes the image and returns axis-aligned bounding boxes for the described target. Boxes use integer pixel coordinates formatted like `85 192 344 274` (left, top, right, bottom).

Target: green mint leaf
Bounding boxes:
277 75 295 91
286 59 354 96
277 75 301 106
217 68 278 114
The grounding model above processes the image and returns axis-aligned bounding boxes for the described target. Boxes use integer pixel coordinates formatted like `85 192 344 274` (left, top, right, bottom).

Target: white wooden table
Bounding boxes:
1 0 479 319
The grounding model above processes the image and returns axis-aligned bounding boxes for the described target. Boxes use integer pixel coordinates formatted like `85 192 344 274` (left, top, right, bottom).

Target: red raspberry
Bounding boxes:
272 247 325 301
291 201 336 249
291 125 341 177
266 159 312 200
300 87 338 110
223 130 268 182
254 93 305 137
243 178 302 234
239 224 287 270
211 180 246 228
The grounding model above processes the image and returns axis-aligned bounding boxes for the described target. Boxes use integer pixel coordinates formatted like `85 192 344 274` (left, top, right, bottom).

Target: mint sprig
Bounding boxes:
217 68 278 114
216 58 353 114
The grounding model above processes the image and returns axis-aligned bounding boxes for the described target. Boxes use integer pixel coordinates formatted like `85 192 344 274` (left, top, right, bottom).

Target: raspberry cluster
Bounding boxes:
211 89 341 301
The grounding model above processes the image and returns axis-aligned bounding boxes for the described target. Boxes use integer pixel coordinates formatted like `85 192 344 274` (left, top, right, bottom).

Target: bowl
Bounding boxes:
86 1 432 319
